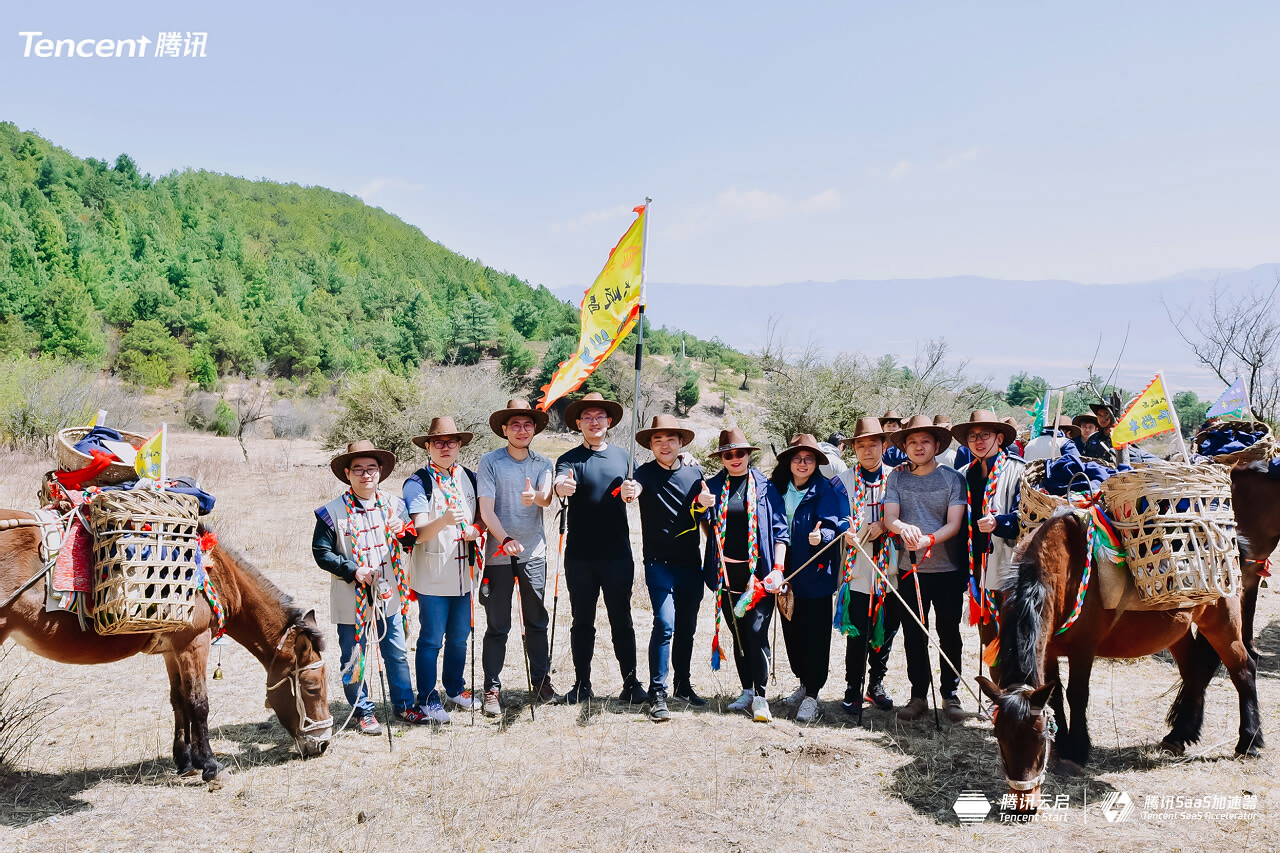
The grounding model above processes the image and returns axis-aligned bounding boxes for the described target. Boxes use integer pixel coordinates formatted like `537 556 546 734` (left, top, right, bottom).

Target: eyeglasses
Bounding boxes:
431 439 461 449
579 414 610 423
721 449 750 460
348 467 380 478
791 454 817 465
967 430 997 443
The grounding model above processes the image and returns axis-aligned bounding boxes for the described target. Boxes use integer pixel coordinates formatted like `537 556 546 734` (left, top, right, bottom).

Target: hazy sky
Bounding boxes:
5 3 1278 292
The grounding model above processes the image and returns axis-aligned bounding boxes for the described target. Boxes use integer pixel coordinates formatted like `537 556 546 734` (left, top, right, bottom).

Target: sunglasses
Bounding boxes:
721 449 750 460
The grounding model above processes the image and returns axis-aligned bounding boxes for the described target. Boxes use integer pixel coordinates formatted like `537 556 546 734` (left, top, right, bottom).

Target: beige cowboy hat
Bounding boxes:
711 427 760 456
634 413 695 450
951 410 1018 447
1071 413 1100 430
412 416 474 450
1050 415 1081 439
330 440 397 484
880 410 904 428
563 392 624 431
888 415 953 452
775 433 830 467
840 417 886 445
932 414 953 428
488 398 549 437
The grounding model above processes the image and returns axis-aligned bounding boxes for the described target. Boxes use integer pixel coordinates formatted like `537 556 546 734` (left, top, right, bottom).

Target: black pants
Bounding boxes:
780 594 833 695
565 557 638 686
720 590 774 693
482 556 550 691
844 588 902 694
898 569 965 700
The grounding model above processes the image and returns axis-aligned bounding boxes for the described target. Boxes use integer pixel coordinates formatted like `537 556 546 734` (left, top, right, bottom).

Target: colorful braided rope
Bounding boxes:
341 489 410 686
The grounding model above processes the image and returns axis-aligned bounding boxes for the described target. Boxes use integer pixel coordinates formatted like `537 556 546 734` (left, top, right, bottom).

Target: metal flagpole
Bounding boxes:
626 198 651 479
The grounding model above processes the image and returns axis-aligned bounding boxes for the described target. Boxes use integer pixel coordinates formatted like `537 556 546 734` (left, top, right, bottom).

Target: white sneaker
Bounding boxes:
420 699 451 725
783 685 807 708
727 689 755 712
796 695 820 723
446 691 479 711
752 695 773 723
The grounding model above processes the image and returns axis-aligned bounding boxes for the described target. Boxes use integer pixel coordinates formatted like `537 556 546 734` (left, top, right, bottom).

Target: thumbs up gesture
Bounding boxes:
555 469 577 497
521 477 537 506
696 480 715 508
808 522 823 547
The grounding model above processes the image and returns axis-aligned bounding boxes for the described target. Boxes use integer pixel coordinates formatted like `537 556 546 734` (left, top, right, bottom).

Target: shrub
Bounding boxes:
271 397 325 439
114 319 190 387
0 356 133 451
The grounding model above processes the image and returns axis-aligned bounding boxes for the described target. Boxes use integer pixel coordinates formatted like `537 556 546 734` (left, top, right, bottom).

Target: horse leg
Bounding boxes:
175 634 223 781
1196 603 1264 758
1162 630 1219 755
1045 656 1069 758
1062 652 1094 767
163 653 196 776
1240 561 1261 662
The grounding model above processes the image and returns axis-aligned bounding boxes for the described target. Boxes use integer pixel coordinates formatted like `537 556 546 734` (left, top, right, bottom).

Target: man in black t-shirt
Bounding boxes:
630 414 715 721
553 392 646 705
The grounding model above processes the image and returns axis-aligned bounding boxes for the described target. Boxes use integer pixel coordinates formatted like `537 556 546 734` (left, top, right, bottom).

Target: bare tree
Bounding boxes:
232 381 273 461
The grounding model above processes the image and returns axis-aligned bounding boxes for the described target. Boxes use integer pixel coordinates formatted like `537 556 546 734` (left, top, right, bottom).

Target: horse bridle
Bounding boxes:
265 624 333 753
996 684 1056 793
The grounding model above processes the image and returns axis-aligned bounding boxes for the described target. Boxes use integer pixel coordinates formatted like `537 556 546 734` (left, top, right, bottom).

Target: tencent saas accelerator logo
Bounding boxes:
1102 791 1135 823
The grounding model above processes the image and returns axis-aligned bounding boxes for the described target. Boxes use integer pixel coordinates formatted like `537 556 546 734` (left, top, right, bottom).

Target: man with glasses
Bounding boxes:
313 440 421 734
552 392 648 706
403 418 485 724
477 399 559 716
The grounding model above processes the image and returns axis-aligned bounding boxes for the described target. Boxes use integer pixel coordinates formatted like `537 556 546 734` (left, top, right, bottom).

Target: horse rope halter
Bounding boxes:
996 684 1057 793
266 623 333 754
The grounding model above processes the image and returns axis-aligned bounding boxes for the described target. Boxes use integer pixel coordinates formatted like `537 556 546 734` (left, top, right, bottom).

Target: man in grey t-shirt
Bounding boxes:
882 416 968 723
476 399 559 715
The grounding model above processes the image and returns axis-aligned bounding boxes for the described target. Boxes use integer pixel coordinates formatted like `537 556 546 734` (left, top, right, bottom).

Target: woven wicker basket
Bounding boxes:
1017 458 1099 540
89 489 201 635
1099 463 1241 607
56 427 147 486
1194 419 1277 467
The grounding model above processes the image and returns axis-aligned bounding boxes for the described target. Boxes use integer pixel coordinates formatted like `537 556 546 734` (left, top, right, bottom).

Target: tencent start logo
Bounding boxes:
953 791 992 824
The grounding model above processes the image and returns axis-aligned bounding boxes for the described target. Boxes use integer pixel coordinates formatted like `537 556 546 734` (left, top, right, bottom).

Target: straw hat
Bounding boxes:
562 392 624 432
411 416 474 450
634 414 695 450
488 398 549 437
711 427 760 456
840 417 886 445
775 434 830 467
888 415 953 451
1050 415 1081 439
951 410 1017 447
330 440 396 484
880 410 904 428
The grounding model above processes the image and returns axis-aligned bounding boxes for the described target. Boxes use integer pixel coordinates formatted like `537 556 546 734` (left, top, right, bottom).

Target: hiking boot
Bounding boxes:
867 682 894 710
482 688 502 717
561 681 594 705
358 713 383 735
897 696 928 721
783 685 807 708
446 691 478 711
943 695 966 723
727 689 755 713
619 677 649 705
648 688 671 723
751 694 773 723
417 698 450 725
395 706 431 725
672 680 708 707
796 695 820 723
534 676 559 704
841 686 863 715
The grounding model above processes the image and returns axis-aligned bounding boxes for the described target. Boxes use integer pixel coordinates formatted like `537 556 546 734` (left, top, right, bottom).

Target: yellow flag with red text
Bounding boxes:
1111 374 1175 446
537 205 646 410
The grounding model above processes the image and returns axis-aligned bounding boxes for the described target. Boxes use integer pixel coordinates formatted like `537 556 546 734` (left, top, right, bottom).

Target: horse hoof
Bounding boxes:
1159 739 1186 756
201 763 225 784
1055 758 1084 777
1235 739 1264 759
178 766 199 778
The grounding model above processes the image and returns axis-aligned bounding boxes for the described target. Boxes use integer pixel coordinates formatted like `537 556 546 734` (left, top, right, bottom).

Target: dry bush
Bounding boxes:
270 397 327 440
0 357 139 452
0 646 58 769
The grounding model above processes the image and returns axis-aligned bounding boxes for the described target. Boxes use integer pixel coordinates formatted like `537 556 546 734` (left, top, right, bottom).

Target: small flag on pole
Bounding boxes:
1027 390 1050 438
1205 377 1247 419
135 424 166 481
538 205 647 411
89 409 107 428
1111 375 1176 447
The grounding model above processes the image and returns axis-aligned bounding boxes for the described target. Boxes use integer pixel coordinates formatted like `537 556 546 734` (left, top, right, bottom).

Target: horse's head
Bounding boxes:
978 676 1057 812
265 609 332 757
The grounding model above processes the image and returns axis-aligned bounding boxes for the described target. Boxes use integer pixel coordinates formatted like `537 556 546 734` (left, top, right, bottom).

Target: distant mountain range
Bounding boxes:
561 265 1280 397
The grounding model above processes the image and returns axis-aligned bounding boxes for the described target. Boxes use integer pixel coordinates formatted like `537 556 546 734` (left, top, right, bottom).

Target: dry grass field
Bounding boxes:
0 434 1276 852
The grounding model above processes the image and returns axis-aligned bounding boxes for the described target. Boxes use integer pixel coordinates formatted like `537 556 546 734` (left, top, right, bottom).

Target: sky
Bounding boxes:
4 3 1277 305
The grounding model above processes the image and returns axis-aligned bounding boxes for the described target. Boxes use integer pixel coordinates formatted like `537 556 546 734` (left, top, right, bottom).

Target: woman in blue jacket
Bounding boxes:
767 434 846 723
701 428 789 722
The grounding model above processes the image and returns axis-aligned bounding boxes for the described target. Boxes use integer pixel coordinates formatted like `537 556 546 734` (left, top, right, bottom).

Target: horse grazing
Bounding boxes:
1231 461 1280 657
0 509 332 781
978 511 1263 806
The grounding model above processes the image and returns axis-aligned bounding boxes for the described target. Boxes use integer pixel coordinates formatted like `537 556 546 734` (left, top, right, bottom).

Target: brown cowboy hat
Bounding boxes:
563 392 624 432
488 398 549 437
1001 416 1019 429
951 410 1018 447
1049 415 1081 439
880 410 904 428
1089 402 1118 421
412 416 474 450
711 427 760 456
1072 413 1100 430
775 433 830 467
634 414 695 450
840 417 886 445
330 440 397 484
888 415 953 451
932 414 953 428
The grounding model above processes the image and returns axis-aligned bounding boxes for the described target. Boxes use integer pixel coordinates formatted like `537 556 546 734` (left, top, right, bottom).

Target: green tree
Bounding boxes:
675 371 700 414
511 302 541 338
448 293 498 362
500 334 536 380
537 335 576 388
1007 372 1048 407
1173 390 1205 437
114 319 191 387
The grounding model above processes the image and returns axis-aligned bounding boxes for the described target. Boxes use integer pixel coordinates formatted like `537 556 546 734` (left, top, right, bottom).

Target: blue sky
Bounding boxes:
4 2 1278 294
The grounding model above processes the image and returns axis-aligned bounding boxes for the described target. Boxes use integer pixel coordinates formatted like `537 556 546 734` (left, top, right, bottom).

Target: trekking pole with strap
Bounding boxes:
905 549 942 732
547 498 567 671
512 556 536 721
368 584 395 752
468 540 478 726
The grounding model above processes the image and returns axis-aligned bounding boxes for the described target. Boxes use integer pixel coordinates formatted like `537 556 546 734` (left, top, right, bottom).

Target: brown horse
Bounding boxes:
0 509 332 781
1231 461 1280 657
977 511 1262 806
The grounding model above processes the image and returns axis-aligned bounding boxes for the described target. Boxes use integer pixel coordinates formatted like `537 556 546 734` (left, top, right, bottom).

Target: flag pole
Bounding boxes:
1159 371 1191 461
626 197 651 479
1050 390 1064 458
159 422 168 488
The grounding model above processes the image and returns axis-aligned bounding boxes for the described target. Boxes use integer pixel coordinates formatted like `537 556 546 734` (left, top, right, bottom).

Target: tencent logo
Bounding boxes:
953 791 992 824
1101 791 1134 823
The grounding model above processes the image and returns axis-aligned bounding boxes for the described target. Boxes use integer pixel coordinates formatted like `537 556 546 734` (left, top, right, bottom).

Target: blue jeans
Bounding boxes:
645 559 705 693
416 593 471 705
336 615 415 716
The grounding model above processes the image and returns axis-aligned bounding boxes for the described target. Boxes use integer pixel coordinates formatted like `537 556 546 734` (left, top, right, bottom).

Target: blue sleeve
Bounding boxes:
765 481 789 546
403 473 429 515
819 481 843 540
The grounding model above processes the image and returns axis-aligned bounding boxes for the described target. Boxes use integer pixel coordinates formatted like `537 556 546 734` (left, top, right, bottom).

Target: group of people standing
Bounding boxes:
312 394 1035 733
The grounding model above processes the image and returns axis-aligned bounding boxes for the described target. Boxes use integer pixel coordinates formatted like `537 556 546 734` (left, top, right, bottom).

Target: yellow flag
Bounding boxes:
89 409 106 428
135 425 166 480
538 205 646 410
1111 375 1175 446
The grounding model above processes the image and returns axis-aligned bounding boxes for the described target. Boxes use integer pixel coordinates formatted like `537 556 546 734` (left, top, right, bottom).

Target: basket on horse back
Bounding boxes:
1099 463 1240 607
1018 459 1071 540
1194 419 1277 467
90 489 202 635
56 427 147 486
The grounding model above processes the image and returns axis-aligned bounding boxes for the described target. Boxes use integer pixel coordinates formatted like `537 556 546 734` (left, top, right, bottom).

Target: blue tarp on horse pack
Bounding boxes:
72 426 128 458
1040 443 1133 496
1196 423 1268 458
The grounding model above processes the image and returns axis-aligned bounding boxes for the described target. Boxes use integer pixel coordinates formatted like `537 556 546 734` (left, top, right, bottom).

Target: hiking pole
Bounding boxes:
468 540 478 727
547 498 567 671
905 551 942 731
368 585 394 752
512 556 535 721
